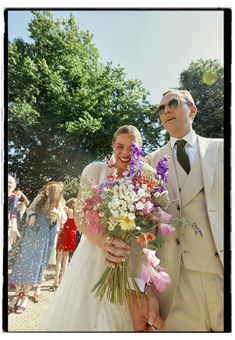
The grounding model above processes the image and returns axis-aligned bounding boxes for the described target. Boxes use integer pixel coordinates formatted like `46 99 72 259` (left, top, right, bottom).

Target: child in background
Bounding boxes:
51 198 77 290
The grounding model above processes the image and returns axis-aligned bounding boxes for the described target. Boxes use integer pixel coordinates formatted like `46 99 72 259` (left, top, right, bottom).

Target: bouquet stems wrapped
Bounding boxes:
92 258 142 304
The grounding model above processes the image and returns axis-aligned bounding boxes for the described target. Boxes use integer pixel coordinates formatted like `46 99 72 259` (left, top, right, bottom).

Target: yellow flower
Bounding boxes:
119 215 135 231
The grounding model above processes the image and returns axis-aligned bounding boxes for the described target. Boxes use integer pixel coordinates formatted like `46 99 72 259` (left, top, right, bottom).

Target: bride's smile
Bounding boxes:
112 133 138 176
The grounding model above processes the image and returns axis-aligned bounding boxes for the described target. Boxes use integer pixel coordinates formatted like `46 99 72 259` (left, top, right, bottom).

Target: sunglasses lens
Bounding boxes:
157 98 180 115
168 98 179 109
157 105 165 115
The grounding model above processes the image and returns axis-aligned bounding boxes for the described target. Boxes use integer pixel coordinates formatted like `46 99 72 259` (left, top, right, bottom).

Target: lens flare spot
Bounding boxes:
202 71 217 85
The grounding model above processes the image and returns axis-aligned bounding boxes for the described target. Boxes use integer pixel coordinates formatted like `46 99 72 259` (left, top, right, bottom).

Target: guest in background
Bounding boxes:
8 174 21 252
51 198 77 290
8 188 30 268
9 181 66 314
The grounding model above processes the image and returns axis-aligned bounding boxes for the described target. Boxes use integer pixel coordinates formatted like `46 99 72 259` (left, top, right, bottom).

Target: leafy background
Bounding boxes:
8 11 224 200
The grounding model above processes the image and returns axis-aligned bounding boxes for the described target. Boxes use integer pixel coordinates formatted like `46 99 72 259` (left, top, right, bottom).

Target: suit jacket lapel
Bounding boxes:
160 142 179 199
198 136 218 201
179 136 218 208
180 153 203 208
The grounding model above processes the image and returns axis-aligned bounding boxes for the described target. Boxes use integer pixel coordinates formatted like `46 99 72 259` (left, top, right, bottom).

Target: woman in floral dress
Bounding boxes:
9 181 67 314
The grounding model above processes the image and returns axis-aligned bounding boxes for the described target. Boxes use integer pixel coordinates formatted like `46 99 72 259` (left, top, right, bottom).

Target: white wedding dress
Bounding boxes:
39 162 133 331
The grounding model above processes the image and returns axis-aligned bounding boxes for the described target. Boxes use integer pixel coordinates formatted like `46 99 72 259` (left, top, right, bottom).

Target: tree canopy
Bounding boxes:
178 59 224 138
8 12 224 199
8 11 161 199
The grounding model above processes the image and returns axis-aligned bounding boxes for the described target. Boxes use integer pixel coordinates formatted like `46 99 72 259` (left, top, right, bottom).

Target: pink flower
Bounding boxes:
84 198 96 211
159 223 175 235
141 264 171 292
152 207 172 223
142 201 154 216
140 263 151 284
150 266 171 292
85 210 102 234
158 207 172 223
143 248 160 267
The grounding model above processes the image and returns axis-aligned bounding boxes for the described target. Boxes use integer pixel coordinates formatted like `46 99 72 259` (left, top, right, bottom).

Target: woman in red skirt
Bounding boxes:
51 198 77 290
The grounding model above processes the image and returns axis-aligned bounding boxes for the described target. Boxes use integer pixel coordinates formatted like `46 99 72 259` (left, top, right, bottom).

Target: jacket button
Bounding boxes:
176 238 180 245
215 252 219 257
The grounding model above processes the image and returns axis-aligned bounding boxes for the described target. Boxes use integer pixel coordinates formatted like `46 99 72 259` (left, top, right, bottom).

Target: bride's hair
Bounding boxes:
113 125 142 146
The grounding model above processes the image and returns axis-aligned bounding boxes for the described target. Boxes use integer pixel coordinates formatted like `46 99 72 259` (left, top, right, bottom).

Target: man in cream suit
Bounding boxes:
144 89 224 331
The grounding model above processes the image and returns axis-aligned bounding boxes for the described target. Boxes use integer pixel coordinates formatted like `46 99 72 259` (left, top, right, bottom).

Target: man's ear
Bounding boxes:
190 105 197 121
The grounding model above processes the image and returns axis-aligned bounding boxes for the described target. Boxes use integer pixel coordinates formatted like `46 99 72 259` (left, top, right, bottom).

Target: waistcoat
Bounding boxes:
174 153 223 274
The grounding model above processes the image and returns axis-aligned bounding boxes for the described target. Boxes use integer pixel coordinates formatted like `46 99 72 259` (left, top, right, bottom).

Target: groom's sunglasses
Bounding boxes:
156 98 180 116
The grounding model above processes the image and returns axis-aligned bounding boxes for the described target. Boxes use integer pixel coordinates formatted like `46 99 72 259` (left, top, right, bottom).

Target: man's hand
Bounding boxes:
127 286 166 332
127 290 150 331
100 236 130 267
145 285 166 331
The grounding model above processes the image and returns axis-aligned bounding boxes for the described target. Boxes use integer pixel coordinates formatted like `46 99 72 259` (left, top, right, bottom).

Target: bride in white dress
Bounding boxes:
40 125 144 331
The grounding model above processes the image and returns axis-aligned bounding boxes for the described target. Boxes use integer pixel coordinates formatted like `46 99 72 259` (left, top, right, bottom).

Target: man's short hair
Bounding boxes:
162 89 195 106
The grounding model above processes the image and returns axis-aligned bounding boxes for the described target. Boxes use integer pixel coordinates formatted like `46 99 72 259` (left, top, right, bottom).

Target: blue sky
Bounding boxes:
7 9 224 104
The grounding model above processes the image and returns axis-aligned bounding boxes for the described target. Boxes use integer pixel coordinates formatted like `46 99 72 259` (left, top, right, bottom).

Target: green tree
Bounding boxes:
179 59 224 138
8 11 161 199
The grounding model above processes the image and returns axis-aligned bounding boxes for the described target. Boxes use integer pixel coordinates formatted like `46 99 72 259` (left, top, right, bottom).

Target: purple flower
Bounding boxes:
155 186 164 194
125 143 144 179
156 155 170 183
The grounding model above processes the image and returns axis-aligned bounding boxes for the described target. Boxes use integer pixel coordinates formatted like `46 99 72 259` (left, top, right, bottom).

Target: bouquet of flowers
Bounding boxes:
76 144 176 304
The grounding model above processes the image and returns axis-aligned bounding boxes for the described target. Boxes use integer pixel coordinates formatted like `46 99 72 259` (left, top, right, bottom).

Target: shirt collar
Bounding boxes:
170 130 197 149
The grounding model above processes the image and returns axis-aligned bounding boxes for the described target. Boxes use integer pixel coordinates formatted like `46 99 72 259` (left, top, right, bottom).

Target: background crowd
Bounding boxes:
8 174 81 314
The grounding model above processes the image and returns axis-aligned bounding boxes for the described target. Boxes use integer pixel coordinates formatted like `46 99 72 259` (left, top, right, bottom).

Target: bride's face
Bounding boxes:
112 133 137 175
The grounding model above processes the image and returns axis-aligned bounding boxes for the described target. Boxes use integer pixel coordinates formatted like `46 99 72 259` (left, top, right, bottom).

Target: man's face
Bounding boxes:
158 93 197 138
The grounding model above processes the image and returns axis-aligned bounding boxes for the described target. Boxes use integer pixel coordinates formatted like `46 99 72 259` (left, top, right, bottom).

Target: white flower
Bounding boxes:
137 187 148 198
119 183 128 199
136 201 145 210
154 192 160 198
118 199 128 211
127 213 135 220
111 209 119 218
108 202 114 210
108 220 116 231
128 203 135 212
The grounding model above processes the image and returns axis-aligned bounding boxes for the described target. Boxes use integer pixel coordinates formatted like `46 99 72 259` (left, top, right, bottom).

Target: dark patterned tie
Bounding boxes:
175 140 191 174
